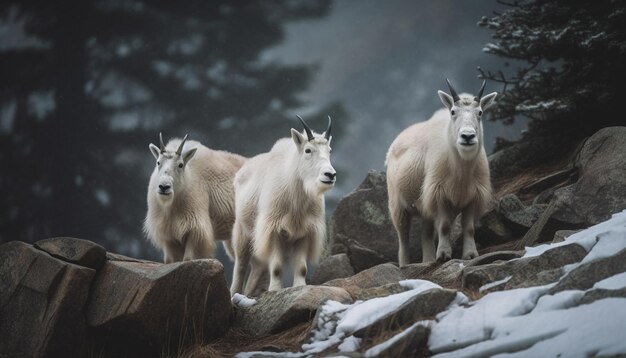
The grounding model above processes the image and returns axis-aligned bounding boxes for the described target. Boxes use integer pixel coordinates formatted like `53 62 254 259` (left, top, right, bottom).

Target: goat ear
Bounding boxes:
438 90 454 110
291 128 305 148
149 143 160 160
480 92 497 110
182 147 197 164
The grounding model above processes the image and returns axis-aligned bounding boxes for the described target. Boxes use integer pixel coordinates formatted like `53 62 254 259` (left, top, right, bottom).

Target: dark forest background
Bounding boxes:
1 0 624 261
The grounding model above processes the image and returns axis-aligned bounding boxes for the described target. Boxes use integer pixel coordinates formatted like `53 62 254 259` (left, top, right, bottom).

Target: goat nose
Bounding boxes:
159 184 171 191
324 172 336 180
461 133 476 141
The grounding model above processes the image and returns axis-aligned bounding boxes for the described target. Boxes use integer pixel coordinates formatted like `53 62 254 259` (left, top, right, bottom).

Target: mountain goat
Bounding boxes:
386 80 497 265
144 133 246 263
230 116 336 295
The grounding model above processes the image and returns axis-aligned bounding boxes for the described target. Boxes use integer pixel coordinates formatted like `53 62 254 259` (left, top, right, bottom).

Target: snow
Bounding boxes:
430 285 553 353
238 210 626 357
232 293 257 308
593 272 626 290
479 276 512 293
522 209 626 259
337 336 361 352
428 209 626 357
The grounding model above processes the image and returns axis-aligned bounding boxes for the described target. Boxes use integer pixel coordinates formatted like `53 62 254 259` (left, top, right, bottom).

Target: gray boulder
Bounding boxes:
311 253 355 285
463 243 587 292
324 263 404 299
330 170 421 270
519 127 626 248
0 241 95 357
87 256 231 356
34 236 106 270
235 285 352 336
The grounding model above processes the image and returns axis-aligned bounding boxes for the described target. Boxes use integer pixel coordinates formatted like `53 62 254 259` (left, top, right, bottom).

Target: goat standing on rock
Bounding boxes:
144 133 246 263
386 80 497 265
230 116 336 295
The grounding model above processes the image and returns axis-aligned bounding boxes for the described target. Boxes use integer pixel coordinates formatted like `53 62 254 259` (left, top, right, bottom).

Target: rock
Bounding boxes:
475 208 513 247
34 237 106 270
86 257 231 357
463 243 587 292
235 285 352 336
402 260 465 290
488 135 577 185
311 254 355 285
363 323 430 358
554 127 626 225
498 194 547 234
356 282 410 301
518 127 626 248
0 241 95 357
330 170 422 269
466 250 524 267
552 229 580 243
324 263 404 299
580 287 626 305
353 288 457 338
345 239 389 272
550 248 626 294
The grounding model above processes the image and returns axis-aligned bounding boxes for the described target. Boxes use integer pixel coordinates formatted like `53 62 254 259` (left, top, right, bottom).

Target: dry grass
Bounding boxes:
493 155 575 203
177 320 315 358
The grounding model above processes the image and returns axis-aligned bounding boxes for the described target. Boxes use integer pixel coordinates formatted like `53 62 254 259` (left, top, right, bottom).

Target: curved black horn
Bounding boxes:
159 132 166 153
176 134 188 155
325 115 332 140
296 115 314 141
446 78 460 102
475 80 486 102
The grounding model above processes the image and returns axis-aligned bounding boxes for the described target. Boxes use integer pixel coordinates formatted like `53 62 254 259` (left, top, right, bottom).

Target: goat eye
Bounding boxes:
478 110 483 116
178 163 183 168
451 110 456 116
305 148 312 154
157 161 160 166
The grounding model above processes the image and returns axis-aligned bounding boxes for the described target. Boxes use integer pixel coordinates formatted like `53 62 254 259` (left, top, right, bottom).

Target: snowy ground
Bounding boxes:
237 210 626 357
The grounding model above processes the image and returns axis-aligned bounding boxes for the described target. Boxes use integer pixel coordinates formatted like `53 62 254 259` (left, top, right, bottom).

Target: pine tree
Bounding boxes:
478 0 626 141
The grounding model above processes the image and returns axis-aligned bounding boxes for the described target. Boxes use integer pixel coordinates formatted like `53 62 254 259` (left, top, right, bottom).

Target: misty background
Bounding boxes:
0 0 525 262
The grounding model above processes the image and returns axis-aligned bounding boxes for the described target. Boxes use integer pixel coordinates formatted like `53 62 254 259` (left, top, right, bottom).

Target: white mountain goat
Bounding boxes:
386 80 497 265
144 133 246 263
230 116 336 295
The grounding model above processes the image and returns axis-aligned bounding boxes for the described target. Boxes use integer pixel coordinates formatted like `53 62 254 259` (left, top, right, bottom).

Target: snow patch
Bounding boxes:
593 272 626 291
232 293 257 308
479 276 512 293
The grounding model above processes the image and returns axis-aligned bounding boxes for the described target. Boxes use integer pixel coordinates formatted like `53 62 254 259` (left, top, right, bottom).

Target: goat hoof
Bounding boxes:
436 251 452 263
463 250 478 260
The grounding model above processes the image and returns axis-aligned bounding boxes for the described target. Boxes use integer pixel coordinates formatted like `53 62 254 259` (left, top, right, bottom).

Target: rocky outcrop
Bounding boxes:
0 238 231 358
234 285 352 336
311 253 354 285
87 256 231 357
0 241 95 358
329 170 421 269
518 127 626 248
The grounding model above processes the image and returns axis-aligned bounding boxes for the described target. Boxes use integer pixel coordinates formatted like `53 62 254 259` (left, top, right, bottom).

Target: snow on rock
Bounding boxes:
479 275 512 293
523 209 626 260
337 335 361 352
364 321 432 357
428 209 626 357
232 293 257 308
593 271 626 291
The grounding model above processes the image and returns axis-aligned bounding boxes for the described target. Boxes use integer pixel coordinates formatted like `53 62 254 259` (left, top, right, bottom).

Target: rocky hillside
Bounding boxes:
1 127 626 357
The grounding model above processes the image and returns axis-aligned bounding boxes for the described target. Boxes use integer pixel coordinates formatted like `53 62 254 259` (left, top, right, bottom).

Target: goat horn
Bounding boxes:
176 134 188 155
159 132 166 153
297 115 314 141
325 115 332 140
475 80 486 102
446 78 460 102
